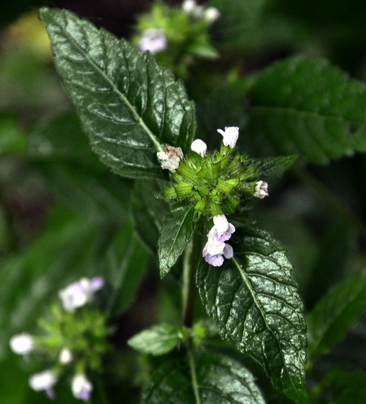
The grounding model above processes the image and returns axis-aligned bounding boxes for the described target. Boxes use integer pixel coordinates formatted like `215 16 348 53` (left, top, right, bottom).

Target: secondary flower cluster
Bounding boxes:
10 277 106 401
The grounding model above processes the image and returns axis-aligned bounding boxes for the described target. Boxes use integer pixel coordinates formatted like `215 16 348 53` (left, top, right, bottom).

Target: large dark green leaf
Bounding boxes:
254 155 297 182
197 226 307 403
40 8 196 179
307 269 366 364
158 202 195 278
247 56 366 164
141 353 265 404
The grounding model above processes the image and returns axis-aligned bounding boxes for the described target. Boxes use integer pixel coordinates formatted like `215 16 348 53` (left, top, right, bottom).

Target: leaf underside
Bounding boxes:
158 202 195 278
40 7 196 179
247 56 366 164
141 353 266 404
197 226 308 403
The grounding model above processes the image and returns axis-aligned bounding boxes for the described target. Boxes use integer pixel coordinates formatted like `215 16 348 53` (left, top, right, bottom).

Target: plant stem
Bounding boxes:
187 338 202 404
182 229 202 327
293 166 366 241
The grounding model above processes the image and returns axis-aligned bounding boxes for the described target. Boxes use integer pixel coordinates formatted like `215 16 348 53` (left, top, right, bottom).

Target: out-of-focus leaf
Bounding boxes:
131 180 169 252
141 353 266 403
158 202 195 278
40 8 196 179
247 56 366 164
103 219 150 317
128 324 181 356
197 226 308 403
254 155 297 182
0 114 28 155
307 270 366 363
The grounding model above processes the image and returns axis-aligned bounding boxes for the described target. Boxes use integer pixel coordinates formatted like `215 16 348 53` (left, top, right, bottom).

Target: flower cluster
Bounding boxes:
10 277 106 401
203 215 235 266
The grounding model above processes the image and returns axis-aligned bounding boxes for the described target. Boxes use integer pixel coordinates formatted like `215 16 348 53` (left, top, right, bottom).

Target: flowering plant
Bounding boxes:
2 1 366 403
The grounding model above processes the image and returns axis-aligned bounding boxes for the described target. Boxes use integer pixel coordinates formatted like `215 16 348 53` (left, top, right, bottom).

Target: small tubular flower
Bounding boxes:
254 181 269 199
203 215 235 267
29 369 57 399
72 373 93 401
139 28 167 54
157 145 184 172
217 126 239 148
191 139 207 157
59 277 104 313
10 333 34 355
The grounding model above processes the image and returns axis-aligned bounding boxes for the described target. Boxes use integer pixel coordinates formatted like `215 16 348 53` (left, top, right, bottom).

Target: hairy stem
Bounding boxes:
293 167 366 241
187 338 202 404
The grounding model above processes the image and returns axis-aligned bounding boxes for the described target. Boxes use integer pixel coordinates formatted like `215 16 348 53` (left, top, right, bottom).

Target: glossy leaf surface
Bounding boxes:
141 353 266 404
40 8 196 179
248 56 366 164
197 226 308 403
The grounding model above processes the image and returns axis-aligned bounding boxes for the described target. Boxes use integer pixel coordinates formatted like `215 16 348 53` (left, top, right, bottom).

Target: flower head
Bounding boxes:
203 215 235 267
72 373 93 401
10 333 34 355
157 145 184 172
29 369 57 399
254 181 269 199
59 277 104 313
217 126 239 148
191 139 207 157
139 28 167 54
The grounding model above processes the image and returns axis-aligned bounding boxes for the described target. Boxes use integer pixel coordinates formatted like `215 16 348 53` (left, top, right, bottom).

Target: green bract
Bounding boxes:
163 145 259 217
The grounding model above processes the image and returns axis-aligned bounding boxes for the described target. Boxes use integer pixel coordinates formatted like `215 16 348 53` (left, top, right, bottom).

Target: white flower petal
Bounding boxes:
10 333 34 355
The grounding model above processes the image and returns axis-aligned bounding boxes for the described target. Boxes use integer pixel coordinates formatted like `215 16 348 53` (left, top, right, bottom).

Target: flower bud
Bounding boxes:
10 333 34 355
59 347 73 364
72 373 93 401
203 7 220 23
191 139 207 157
254 181 269 199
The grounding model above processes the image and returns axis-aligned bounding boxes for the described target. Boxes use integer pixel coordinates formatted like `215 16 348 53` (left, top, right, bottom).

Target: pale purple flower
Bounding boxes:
254 181 269 199
191 139 207 157
217 126 239 148
71 373 93 401
157 145 184 172
29 369 57 399
203 215 235 267
139 29 167 54
10 333 34 355
59 277 104 313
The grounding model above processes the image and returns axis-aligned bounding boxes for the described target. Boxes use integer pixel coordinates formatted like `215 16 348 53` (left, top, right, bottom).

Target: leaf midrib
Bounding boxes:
53 11 164 153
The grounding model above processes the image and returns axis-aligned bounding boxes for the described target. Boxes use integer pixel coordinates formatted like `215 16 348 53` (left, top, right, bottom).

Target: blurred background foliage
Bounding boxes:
1 0 366 402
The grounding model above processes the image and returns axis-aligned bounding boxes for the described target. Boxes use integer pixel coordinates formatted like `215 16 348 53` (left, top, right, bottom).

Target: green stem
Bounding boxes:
182 229 202 327
187 338 202 404
293 167 366 241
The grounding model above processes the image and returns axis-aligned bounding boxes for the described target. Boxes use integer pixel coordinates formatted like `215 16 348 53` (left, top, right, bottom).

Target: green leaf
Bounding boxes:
247 56 366 164
307 269 366 364
0 114 28 155
131 180 169 252
254 155 297 182
141 353 265 403
40 7 196 179
158 202 195 278
103 219 150 317
197 226 308 403
128 324 181 356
